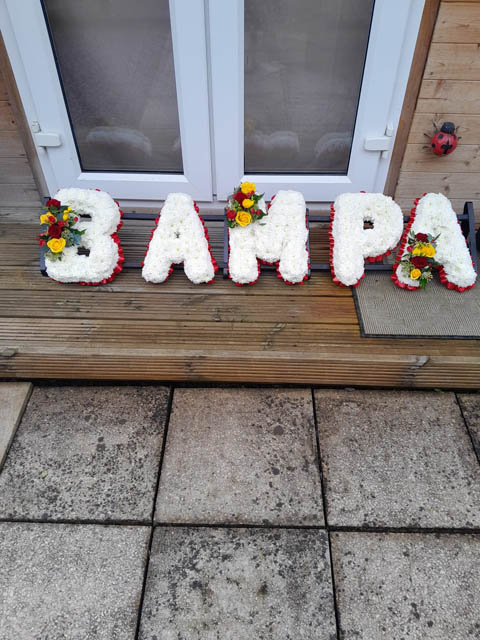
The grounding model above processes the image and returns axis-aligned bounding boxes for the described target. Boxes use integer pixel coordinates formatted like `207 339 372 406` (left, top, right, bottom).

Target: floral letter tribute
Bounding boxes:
38 188 124 284
228 187 309 285
329 192 403 287
392 192 477 291
142 192 217 284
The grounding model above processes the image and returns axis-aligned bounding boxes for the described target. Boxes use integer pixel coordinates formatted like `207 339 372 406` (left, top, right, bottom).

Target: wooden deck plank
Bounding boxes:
0 289 357 324
417 80 480 114
407 113 480 145
0 318 476 356
402 144 480 173
2 346 479 389
0 267 352 297
433 2 480 44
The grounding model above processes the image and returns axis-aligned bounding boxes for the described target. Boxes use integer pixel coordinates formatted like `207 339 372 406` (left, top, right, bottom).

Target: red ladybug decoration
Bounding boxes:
430 122 458 156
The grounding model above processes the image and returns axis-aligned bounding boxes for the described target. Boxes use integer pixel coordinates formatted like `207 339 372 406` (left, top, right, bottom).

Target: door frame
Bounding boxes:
209 0 426 201
0 0 214 201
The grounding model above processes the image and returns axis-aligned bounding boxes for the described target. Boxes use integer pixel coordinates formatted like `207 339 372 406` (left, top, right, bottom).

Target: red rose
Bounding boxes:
415 233 428 242
410 256 428 268
46 198 61 209
226 209 236 220
48 223 63 239
233 191 246 205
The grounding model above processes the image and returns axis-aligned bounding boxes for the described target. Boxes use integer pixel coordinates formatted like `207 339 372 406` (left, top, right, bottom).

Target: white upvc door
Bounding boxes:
1 0 424 205
209 0 425 201
0 0 213 201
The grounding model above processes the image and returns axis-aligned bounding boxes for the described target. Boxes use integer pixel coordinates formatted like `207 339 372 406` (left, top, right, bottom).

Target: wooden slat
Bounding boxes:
0 289 357 324
0 34 46 197
425 43 480 80
0 131 26 157
0 184 41 206
417 80 480 114
0 157 36 183
1 346 479 388
402 143 480 172
0 266 352 297
0 206 39 223
0 317 476 357
0 100 16 130
407 113 480 144
396 171 480 200
433 2 480 43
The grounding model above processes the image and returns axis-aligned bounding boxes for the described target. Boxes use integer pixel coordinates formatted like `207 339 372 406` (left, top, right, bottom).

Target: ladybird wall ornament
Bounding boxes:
429 122 459 156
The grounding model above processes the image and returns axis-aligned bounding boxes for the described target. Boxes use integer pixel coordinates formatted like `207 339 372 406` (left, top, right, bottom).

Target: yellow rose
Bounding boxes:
40 214 51 225
242 198 254 208
63 212 70 221
424 244 436 258
235 210 252 227
412 246 423 256
240 181 255 195
47 237 66 253
410 268 422 280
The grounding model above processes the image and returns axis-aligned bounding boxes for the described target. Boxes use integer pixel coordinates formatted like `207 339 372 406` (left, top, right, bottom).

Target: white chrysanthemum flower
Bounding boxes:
229 190 309 284
394 193 476 290
142 192 216 285
331 193 403 286
45 188 122 284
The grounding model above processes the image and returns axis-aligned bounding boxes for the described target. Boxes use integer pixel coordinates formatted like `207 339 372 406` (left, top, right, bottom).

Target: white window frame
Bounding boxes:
208 0 425 201
0 0 213 201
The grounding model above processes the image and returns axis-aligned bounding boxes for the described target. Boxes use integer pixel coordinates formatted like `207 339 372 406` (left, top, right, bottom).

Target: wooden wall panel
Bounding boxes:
0 37 42 209
433 2 480 42
394 1 480 220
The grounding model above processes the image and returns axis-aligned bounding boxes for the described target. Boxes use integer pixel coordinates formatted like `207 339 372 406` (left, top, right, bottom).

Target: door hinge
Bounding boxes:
31 121 62 148
364 124 394 158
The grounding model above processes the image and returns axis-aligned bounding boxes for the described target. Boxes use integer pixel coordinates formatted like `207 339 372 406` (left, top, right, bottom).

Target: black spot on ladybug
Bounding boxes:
453 134 457 140
438 133 443 140
431 143 435 147
441 141 453 155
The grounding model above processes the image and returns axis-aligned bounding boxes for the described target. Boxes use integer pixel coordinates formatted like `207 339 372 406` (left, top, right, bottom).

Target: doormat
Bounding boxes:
353 272 480 339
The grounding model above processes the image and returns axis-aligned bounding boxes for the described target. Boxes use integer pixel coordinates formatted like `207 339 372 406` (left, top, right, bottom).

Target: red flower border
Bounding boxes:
329 192 404 288
47 191 124 286
227 195 310 286
392 194 476 292
142 200 218 284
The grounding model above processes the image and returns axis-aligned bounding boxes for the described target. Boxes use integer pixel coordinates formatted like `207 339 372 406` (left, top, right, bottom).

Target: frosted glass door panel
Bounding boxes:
43 0 182 173
244 0 374 174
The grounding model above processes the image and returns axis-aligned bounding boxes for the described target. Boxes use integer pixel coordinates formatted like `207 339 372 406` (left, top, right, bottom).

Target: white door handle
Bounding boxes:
33 131 62 147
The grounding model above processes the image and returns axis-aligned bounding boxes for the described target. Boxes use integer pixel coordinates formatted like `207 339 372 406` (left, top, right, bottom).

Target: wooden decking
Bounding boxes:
1 212 479 387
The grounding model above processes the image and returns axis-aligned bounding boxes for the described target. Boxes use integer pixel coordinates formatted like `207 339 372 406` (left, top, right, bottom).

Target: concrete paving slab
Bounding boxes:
155 388 324 526
314 389 480 528
331 532 480 640
0 382 31 468
457 392 480 459
0 522 150 640
0 385 170 522
139 526 337 640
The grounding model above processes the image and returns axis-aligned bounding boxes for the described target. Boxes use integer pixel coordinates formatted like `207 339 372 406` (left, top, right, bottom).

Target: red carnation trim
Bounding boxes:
392 193 476 292
226 209 236 220
49 195 124 286
143 203 217 284
46 198 61 209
